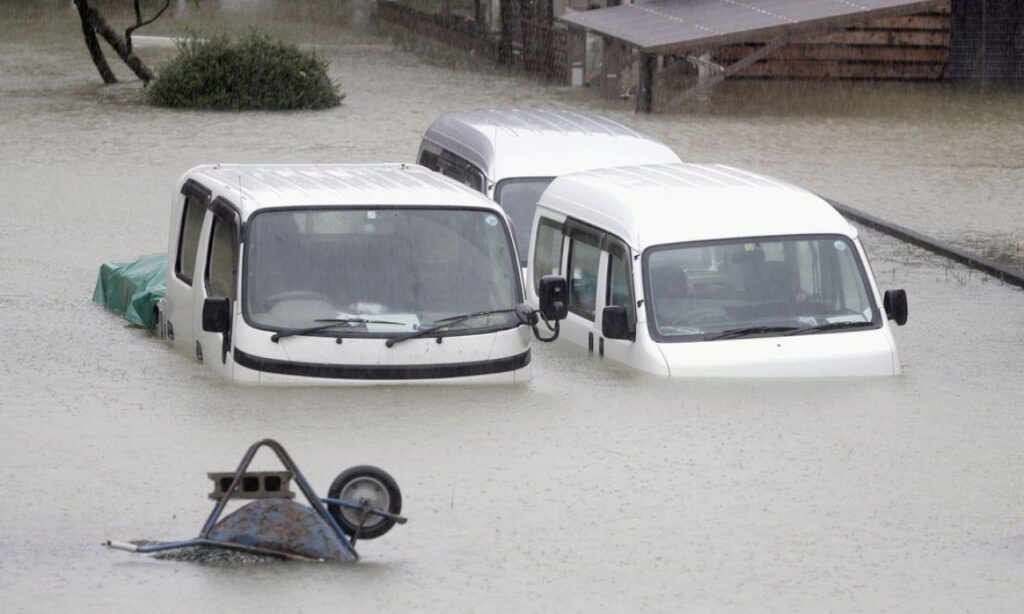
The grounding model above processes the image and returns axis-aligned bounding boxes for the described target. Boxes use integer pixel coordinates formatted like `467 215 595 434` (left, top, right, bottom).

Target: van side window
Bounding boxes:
607 250 636 331
206 215 237 300
175 196 206 284
533 218 564 294
568 239 601 321
418 149 440 171
436 150 485 193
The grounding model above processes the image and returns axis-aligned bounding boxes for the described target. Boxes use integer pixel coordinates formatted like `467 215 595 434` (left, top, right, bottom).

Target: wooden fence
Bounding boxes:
377 1 568 82
376 0 497 60
511 18 569 80
710 1 952 80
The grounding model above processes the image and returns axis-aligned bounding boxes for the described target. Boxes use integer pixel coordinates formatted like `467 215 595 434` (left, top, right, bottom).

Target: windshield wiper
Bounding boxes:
271 317 403 342
705 326 799 341
784 321 874 336
385 308 517 348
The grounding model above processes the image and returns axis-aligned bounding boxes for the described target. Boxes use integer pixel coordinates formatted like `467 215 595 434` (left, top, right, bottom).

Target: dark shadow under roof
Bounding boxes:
560 0 945 54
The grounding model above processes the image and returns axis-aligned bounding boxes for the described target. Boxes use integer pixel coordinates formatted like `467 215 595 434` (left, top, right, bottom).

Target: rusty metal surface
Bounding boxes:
208 499 356 563
198 439 358 561
560 0 945 53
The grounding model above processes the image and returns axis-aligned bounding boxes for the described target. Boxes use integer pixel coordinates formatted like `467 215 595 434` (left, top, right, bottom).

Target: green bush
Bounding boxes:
146 30 343 110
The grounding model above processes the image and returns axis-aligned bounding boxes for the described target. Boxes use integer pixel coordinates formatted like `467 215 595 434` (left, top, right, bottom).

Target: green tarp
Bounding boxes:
92 253 167 330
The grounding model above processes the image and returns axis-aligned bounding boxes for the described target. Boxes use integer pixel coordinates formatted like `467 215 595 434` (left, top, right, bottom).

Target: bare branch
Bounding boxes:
126 0 171 54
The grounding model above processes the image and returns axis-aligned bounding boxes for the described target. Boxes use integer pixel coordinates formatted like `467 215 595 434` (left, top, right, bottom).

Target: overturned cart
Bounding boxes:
105 439 406 562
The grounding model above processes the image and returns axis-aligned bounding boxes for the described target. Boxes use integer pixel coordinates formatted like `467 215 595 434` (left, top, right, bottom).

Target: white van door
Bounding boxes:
561 232 600 353
596 240 641 368
165 181 210 358
192 198 240 378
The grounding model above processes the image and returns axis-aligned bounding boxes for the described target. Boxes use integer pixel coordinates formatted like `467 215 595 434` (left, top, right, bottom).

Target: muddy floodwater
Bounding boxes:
1 2 1023 612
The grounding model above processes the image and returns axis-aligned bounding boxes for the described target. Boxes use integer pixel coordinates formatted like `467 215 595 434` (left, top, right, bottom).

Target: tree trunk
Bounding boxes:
74 0 117 84
74 0 155 84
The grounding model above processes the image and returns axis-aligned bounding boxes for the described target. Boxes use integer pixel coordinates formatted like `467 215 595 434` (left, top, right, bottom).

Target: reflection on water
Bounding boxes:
1 2 1023 612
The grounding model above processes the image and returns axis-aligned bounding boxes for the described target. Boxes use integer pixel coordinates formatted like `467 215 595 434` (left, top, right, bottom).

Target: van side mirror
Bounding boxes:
883 289 908 326
602 305 631 340
202 297 231 333
538 275 568 321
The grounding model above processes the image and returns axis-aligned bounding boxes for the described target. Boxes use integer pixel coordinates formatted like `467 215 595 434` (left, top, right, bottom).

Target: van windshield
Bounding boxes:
644 235 879 341
495 177 554 263
244 208 522 336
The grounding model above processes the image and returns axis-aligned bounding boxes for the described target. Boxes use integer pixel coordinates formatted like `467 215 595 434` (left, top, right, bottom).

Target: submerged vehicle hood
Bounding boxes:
656 328 899 378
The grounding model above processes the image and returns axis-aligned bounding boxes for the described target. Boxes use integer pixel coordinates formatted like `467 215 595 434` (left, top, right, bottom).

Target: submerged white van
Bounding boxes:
526 163 909 377
160 164 559 385
416 108 682 262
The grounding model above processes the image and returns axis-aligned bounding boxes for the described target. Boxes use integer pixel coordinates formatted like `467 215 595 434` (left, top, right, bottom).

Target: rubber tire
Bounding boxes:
327 465 402 540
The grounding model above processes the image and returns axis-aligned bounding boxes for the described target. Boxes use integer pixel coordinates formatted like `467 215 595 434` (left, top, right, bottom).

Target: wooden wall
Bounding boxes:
711 1 952 80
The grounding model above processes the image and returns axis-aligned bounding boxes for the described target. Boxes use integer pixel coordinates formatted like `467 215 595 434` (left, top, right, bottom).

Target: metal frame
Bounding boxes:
561 0 947 113
105 439 407 562
663 35 799 109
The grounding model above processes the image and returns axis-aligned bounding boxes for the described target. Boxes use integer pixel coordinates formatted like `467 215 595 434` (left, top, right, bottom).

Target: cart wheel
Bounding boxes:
327 465 402 540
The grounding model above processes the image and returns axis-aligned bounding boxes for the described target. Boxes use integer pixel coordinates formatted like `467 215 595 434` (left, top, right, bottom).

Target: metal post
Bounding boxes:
636 51 654 113
568 25 586 86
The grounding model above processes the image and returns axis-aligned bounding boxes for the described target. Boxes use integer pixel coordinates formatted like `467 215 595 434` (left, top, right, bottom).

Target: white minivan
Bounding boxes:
526 163 909 377
417 108 682 262
160 163 562 385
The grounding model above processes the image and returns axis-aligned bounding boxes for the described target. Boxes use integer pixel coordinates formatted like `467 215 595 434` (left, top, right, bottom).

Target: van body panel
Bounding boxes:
164 186 197 358
655 329 898 378
528 163 904 378
539 165 858 253
162 164 531 385
418 108 682 264
230 325 526 369
191 212 233 378
419 108 682 185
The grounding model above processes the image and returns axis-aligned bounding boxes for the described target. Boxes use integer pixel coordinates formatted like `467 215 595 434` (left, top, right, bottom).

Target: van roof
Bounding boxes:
179 164 502 219
540 163 857 250
421 108 681 182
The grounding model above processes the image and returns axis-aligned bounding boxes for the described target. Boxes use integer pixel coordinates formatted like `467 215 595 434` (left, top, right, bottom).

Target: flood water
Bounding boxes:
1 2 1022 612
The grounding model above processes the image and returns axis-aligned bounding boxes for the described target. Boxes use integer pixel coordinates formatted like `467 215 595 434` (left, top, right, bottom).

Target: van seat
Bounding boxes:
650 267 688 299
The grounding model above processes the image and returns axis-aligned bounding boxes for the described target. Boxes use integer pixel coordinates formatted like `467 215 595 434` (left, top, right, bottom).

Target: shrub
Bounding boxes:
146 30 343 110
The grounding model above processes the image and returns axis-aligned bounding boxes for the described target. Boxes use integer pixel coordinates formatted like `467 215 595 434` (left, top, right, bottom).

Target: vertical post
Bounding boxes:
568 25 586 86
636 51 654 113
487 0 502 38
599 37 626 97
498 0 512 64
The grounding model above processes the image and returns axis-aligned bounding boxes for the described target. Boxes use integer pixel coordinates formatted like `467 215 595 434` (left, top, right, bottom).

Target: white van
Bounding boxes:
526 163 909 377
416 108 682 262
160 164 558 385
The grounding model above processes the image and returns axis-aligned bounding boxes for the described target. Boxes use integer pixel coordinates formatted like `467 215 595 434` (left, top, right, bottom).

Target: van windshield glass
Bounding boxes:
244 208 521 336
645 235 878 341
495 178 554 263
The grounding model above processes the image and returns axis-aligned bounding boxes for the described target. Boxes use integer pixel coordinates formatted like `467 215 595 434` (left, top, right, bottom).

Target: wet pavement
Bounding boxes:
1 2 1022 612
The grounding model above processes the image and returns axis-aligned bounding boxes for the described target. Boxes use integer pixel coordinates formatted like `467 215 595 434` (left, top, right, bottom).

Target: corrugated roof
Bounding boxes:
541 163 854 249
184 164 499 218
422 108 681 180
560 0 944 53
432 108 653 138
